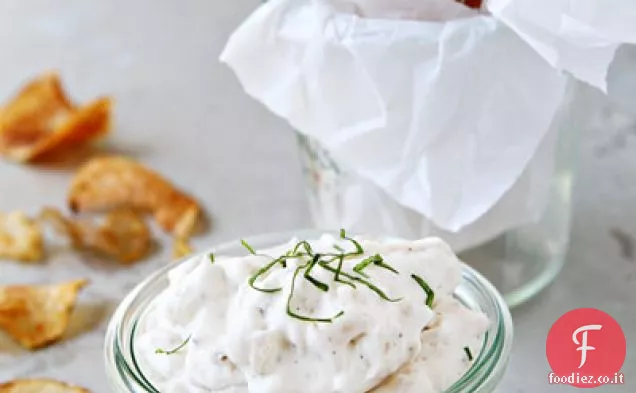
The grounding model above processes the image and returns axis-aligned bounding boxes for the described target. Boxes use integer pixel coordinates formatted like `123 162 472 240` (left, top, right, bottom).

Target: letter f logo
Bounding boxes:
572 324 602 368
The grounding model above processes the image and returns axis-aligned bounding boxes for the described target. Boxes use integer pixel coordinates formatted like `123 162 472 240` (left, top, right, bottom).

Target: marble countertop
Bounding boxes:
0 1 634 392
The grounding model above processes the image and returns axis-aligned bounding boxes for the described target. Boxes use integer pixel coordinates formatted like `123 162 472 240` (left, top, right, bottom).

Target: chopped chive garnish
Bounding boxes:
248 259 283 293
376 259 399 275
340 229 363 255
245 231 405 323
304 254 329 292
155 336 191 355
333 254 355 288
287 263 343 323
209 253 215 263
319 262 400 301
411 274 435 307
304 275 329 292
241 239 256 254
464 346 473 361
355 277 402 302
292 240 313 256
354 254 399 277
353 255 375 277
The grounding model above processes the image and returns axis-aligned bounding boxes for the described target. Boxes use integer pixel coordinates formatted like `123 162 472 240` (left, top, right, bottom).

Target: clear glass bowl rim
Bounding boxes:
104 229 514 393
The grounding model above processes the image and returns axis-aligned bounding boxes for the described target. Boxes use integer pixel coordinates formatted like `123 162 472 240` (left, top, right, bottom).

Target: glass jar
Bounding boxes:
104 230 513 393
297 80 587 308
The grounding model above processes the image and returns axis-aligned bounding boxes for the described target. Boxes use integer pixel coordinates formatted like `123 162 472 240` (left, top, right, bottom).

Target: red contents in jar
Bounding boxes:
459 0 483 9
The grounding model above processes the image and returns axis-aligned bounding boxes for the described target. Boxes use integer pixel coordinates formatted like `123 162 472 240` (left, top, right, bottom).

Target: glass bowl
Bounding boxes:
104 230 514 392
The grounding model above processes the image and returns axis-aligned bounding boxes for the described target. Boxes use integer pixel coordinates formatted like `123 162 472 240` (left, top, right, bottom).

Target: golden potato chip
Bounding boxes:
68 156 200 237
0 72 111 162
37 207 82 248
37 207 150 264
0 379 89 393
0 279 87 349
0 211 43 262
75 208 151 264
173 237 194 260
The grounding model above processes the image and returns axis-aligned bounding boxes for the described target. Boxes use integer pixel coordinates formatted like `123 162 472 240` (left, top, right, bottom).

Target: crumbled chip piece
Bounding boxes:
0 279 88 349
0 379 89 393
38 207 151 264
0 211 43 262
76 208 151 264
173 237 194 260
0 72 111 162
38 207 82 248
68 156 200 237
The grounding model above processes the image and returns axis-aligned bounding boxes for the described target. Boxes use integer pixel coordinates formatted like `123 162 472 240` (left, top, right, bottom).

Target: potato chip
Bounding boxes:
75 208 151 264
172 237 194 260
37 207 150 264
0 279 87 349
37 207 82 248
0 211 43 262
0 379 89 393
0 72 111 162
68 156 200 237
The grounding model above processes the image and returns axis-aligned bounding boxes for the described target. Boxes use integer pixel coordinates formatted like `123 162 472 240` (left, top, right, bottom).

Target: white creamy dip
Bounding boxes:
135 234 489 393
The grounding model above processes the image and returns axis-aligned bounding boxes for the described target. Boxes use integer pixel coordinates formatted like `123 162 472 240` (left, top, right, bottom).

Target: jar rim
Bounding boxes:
105 230 514 393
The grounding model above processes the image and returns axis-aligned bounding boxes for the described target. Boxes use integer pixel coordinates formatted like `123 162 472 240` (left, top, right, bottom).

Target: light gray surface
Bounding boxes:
0 0 633 392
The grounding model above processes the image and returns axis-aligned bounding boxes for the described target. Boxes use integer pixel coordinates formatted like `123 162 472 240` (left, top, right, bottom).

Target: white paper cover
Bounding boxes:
488 0 636 92
221 0 567 235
